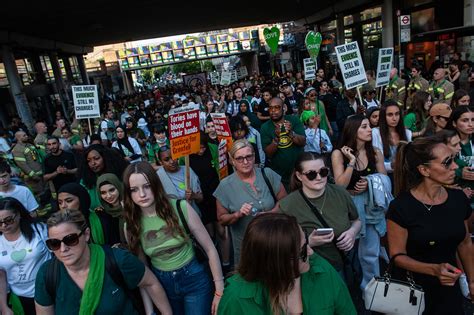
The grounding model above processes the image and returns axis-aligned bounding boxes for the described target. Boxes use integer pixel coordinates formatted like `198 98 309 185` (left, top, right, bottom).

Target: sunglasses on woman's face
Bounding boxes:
302 167 329 181
0 214 17 226
46 228 85 251
423 155 455 170
299 232 309 262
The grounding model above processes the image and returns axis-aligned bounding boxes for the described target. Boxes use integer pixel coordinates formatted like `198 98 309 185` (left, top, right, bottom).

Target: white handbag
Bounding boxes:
364 253 425 315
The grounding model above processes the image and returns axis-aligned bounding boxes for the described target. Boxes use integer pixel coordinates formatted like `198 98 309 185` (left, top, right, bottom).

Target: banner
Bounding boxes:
182 72 207 88
72 85 100 119
231 70 238 83
375 48 394 87
335 41 368 89
210 113 233 152
168 104 200 159
303 58 317 80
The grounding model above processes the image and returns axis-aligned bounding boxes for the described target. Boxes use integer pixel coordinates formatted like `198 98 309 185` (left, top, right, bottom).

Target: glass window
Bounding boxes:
321 20 337 32
344 15 353 26
360 7 381 21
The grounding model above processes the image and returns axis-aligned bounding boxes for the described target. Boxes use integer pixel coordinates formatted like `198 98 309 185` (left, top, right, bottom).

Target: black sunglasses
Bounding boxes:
0 214 17 226
423 155 455 170
300 232 309 262
46 228 85 251
302 167 329 181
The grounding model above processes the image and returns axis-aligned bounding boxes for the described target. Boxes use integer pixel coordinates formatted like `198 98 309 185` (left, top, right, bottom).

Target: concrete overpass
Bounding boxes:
0 0 384 130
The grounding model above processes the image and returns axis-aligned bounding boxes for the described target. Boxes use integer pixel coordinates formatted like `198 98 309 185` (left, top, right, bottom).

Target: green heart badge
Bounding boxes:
305 31 322 62
11 249 26 263
263 26 280 54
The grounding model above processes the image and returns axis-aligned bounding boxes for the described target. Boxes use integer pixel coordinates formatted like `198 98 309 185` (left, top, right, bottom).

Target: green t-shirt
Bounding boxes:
34 248 145 315
260 115 305 186
279 184 358 270
403 112 426 132
217 254 356 315
140 199 194 271
455 139 474 189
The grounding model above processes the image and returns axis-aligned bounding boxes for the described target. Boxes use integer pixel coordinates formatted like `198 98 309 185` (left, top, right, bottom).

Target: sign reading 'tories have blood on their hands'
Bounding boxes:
168 104 200 159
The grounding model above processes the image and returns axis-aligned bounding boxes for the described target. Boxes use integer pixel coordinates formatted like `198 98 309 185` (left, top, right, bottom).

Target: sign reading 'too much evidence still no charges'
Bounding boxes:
72 85 101 119
335 41 368 89
168 104 200 159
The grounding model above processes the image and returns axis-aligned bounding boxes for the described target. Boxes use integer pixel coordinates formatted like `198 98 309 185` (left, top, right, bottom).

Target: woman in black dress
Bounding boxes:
387 135 474 314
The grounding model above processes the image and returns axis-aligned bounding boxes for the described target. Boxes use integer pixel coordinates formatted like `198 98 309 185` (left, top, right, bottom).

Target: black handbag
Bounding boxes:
175 199 208 263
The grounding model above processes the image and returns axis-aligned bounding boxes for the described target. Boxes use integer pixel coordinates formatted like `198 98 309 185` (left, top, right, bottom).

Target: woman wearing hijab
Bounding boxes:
238 99 261 130
56 183 118 246
97 173 126 245
112 125 142 163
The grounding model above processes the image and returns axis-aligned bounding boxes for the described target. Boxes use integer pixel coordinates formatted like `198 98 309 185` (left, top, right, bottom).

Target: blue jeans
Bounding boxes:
151 258 213 315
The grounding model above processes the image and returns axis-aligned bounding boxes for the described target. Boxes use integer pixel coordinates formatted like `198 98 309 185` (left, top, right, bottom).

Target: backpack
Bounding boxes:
45 245 145 314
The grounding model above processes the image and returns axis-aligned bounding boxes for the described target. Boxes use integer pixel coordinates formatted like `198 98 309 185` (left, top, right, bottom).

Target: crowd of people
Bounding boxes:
0 61 472 315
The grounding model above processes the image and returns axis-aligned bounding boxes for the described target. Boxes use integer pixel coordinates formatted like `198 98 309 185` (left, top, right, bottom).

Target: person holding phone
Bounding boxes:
279 152 361 279
331 114 386 290
388 136 474 314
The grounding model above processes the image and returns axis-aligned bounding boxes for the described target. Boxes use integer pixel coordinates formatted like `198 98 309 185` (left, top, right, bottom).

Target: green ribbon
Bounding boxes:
79 244 105 315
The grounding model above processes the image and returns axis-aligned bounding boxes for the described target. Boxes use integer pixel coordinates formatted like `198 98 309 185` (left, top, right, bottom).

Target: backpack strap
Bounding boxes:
103 245 145 314
45 258 59 301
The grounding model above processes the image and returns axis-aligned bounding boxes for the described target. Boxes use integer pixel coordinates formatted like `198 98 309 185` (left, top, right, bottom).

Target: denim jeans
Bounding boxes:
151 258 213 315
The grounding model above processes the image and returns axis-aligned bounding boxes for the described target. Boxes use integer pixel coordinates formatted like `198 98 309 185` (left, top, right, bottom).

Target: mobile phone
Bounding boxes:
315 228 333 235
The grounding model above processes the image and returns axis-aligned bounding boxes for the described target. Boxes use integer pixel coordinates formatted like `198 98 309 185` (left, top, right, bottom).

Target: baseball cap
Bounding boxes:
429 103 452 118
279 79 290 88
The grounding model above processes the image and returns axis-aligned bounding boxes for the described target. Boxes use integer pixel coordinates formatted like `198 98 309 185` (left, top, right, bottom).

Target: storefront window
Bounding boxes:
360 7 381 21
321 20 337 32
403 0 433 7
40 56 55 83
344 15 353 26
362 21 383 71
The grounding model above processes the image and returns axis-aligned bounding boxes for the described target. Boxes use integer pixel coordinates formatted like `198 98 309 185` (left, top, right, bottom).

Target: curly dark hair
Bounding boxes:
78 144 129 189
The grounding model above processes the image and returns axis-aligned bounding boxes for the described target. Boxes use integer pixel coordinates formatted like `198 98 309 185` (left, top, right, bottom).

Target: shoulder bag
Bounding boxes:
364 253 425 315
175 199 208 263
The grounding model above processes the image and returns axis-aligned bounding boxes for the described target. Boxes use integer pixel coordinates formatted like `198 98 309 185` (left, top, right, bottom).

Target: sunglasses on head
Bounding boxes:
45 228 86 251
302 167 329 181
0 214 17 226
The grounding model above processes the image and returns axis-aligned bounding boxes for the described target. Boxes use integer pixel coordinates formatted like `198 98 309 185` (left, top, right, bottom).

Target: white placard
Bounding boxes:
335 41 368 89
239 66 248 78
375 48 394 87
220 71 232 86
210 72 220 85
72 85 100 119
303 58 316 80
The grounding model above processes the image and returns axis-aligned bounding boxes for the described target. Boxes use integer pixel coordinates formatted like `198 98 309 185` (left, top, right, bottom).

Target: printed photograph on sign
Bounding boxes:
335 41 368 89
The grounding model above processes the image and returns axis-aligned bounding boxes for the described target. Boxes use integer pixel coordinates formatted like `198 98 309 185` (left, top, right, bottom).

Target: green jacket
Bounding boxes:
217 254 356 315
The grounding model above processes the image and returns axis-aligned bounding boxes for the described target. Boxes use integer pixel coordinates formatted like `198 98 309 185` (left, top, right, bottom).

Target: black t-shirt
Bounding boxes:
387 189 470 267
284 93 302 115
44 151 77 191
319 93 339 122
257 101 270 120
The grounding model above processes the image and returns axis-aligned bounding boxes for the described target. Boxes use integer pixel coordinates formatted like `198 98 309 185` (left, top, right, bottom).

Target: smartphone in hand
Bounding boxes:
315 228 333 236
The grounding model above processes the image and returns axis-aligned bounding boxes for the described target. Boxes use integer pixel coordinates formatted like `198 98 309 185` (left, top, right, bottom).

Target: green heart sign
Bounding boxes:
305 31 322 62
263 26 280 54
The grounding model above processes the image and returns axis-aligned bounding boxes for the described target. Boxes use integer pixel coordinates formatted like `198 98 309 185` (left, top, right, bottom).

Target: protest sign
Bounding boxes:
375 48 394 87
72 85 100 119
305 31 322 62
210 113 233 152
335 41 368 89
218 139 229 180
303 58 317 80
182 72 207 88
239 66 248 78
263 26 280 54
210 71 220 85
231 70 238 83
168 104 200 160
220 70 232 85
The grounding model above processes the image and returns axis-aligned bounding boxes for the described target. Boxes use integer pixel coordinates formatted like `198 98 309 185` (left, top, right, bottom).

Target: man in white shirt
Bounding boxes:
0 160 39 216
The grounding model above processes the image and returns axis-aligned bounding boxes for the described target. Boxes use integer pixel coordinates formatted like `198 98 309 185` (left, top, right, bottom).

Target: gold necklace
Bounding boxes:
418 187 443 212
